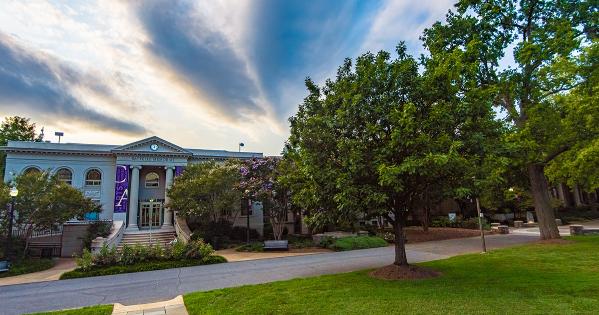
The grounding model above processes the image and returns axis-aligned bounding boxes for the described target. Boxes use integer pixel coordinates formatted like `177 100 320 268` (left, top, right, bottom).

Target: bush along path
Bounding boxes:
61 239 226 280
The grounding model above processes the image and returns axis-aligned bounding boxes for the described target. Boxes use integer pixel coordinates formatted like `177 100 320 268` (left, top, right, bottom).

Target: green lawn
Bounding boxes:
0 258 55 278
26 305 113 315
184 236 599 314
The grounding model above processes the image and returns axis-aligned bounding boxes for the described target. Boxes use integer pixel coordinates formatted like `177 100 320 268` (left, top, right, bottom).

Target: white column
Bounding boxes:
127 165 141 230
162 166 174 228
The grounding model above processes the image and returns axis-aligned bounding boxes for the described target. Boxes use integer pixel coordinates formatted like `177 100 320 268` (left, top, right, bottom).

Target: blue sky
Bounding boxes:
0 0 455 155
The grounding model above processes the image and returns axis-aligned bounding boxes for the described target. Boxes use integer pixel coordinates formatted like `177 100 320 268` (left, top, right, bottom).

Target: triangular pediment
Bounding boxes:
112 136 191 155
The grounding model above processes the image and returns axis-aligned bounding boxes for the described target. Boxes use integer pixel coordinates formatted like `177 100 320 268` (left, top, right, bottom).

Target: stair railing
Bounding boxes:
91 220 124 254
174 211 192 244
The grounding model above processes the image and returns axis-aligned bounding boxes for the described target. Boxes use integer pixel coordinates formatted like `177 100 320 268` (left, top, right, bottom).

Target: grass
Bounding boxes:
25 305 113 315
330 235 388 251
60 255 227 280
184 236 599 314
0 258 55 278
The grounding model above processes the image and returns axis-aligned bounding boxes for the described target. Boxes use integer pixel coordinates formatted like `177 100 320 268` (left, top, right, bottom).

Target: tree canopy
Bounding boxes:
0 116 44 176
168 161 242 223
422 0 598 239
286 43 500 265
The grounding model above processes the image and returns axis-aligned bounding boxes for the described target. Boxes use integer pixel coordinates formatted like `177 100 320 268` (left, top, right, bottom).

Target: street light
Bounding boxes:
5 186 18 260
244 190 250 244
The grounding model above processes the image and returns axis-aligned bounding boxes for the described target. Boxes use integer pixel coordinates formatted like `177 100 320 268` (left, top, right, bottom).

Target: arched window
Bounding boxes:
85 169 102 186
145 172 160 188
56 168 73 185
23 166 41 175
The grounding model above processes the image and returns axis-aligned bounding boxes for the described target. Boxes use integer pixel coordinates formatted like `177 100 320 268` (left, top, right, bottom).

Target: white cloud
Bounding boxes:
360 0 455 56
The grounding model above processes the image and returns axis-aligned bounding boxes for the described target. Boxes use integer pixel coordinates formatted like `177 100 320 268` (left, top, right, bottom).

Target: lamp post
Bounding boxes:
245 190 251 244
475 197 487 253
5 186 18 260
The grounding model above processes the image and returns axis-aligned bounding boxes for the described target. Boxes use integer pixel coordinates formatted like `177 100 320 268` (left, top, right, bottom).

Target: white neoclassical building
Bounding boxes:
2 136 263 233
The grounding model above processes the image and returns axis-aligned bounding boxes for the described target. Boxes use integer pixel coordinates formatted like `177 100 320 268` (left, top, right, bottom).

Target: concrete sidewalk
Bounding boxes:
0 234 538 315
0 258 76 287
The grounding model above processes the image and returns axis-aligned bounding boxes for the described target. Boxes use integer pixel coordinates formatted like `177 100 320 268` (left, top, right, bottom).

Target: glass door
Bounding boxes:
139 201 162 228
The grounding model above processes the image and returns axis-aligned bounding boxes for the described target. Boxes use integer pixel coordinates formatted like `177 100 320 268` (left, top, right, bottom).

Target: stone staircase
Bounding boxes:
117 231 176 250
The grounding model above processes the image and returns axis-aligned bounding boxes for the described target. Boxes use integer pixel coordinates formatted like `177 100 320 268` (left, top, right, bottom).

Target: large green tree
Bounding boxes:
9 171 99 251
422 0 597 239
168 161 242 223
0 116 44 176
287 45 498 266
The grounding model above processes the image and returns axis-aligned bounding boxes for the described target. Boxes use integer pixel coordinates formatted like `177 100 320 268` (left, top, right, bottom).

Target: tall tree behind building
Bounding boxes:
0 116 44 177
422 0 597 239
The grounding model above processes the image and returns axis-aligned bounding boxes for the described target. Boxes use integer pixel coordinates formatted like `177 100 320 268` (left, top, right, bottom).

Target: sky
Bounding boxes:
0 0 456 155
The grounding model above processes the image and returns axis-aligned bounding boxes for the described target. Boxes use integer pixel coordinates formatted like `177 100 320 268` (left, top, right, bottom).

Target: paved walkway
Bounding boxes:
511 220 599 236
0 234 538 315
112 295 187 315
216 247 332 262
0 258 76 287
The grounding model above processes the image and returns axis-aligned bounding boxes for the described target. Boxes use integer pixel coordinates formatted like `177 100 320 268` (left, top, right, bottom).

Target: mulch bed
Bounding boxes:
369 264 442 280
404 227 492 243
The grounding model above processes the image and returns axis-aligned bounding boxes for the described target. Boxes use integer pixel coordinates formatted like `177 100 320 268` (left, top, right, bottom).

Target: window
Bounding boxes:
23 167 41 175
56 168 73 185
85 169 102 186
145 172 160 188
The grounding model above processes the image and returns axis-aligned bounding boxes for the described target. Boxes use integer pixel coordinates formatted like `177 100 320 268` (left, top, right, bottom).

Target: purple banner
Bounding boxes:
113 165 129 213
175 166 186 177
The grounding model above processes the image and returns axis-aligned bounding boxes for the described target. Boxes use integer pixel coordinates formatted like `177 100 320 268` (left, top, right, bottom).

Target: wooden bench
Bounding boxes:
0 260 10 273
263 240 289 251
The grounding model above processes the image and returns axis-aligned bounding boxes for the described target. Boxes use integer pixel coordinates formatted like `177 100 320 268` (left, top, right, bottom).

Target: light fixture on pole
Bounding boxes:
475 197 487 253
5 186 19 260
244 190 250 244
238 142 245 152
55 131 64 143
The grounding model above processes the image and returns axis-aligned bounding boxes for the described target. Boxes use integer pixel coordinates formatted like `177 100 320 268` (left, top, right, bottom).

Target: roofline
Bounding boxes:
0 144 264 159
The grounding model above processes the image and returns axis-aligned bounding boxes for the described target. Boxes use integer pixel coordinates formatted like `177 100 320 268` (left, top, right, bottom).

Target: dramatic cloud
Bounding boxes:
0 33 146 135
133 0 265 121
0 0 457 155
245 0 379 118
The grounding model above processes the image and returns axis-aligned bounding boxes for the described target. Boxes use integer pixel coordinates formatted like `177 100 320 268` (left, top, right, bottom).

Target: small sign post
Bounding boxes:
475 197 487 253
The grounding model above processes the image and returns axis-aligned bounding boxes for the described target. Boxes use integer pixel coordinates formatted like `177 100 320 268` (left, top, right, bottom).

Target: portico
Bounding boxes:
124 165 176 232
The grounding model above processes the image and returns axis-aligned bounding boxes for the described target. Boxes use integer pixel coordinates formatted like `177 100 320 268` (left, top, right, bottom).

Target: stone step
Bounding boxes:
117 232 176 250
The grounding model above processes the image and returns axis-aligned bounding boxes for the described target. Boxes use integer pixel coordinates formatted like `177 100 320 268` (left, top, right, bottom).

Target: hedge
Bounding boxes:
330 236 388 251
60 255 226 280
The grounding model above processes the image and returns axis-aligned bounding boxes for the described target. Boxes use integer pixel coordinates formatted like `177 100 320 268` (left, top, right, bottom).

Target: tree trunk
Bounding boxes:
527 164 560 239
392 219 408 266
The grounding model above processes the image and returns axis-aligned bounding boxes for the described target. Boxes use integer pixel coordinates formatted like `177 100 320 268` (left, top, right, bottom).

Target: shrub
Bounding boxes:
76 249 94 271
286 235 313 249
119 245 138 265
63 256 228 280
329 236 388 251
93 244 118 266
318 236 335 248
236 242 264 252
431 217 490 230
185 239 215 260
170 239 188 260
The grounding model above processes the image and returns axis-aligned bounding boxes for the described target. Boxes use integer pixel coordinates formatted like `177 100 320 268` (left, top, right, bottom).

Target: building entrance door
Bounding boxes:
139 201 162 228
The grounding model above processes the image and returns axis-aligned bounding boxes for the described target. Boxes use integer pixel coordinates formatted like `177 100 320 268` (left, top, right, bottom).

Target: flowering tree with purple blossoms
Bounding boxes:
240 157 292 240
